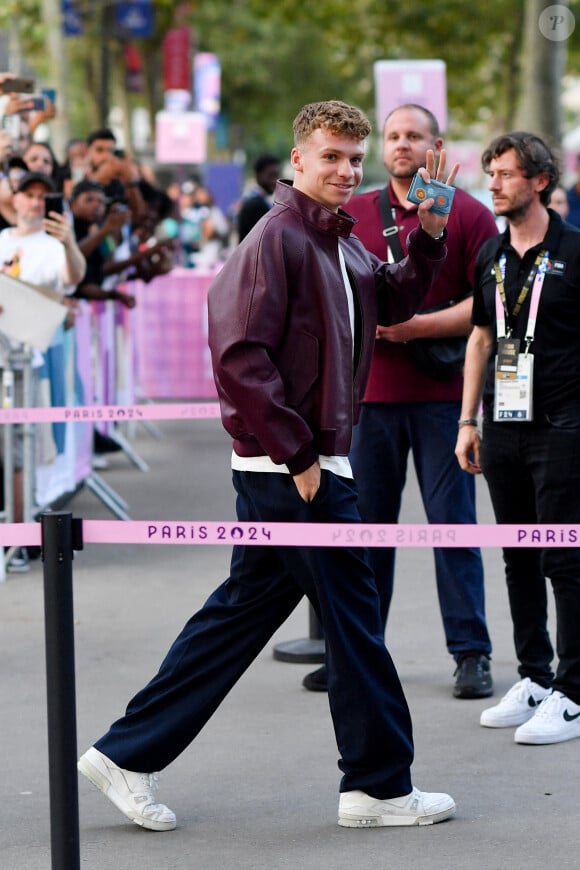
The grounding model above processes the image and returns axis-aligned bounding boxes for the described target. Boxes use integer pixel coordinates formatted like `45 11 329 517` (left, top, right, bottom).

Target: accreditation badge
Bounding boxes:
493 352 534 421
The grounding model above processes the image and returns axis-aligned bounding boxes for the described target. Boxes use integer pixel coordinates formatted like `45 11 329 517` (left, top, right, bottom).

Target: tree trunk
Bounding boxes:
514 0 568 149
41 0 71 160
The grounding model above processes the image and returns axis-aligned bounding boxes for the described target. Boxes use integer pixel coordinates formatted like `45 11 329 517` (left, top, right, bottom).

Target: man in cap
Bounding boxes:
0 171 85 563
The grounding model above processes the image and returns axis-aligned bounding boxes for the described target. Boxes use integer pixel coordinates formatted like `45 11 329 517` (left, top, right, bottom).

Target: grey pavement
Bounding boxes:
1 416 575 870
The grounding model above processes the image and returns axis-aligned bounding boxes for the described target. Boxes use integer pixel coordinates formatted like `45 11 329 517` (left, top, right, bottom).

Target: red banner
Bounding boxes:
162 27 191 92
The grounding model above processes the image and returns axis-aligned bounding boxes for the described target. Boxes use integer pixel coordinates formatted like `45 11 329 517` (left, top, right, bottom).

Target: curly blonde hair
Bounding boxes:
293 101 372 145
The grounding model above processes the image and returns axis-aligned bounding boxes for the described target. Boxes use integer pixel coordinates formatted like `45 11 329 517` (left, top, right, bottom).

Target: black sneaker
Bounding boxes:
302 665 328 692
453 653 493 699
93 430 123 454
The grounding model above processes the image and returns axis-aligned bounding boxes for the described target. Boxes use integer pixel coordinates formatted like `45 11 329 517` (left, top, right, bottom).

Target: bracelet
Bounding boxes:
457 418 478 427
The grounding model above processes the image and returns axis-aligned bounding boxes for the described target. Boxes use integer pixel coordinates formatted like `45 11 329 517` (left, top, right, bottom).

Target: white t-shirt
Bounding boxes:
0 229 67 366
0 229 66 293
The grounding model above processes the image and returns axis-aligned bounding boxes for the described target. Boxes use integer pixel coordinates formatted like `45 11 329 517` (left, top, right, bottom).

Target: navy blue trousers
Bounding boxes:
96 470 414 799
350 401 491 659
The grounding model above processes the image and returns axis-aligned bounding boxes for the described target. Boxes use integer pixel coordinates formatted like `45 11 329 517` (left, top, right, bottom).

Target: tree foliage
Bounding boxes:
5 0 580 159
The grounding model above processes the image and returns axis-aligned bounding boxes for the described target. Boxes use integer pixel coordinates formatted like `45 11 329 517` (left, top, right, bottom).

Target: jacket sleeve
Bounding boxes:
207 227 317 473
374 226 447 325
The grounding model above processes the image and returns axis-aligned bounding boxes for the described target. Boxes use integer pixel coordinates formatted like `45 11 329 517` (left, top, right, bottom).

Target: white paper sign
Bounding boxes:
0 272 66 351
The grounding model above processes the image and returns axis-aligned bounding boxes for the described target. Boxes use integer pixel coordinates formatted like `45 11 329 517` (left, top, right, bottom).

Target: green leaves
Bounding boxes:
9 0 580 157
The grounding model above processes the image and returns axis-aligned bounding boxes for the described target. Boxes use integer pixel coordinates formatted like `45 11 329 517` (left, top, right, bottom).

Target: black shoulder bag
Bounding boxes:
377 188 467 381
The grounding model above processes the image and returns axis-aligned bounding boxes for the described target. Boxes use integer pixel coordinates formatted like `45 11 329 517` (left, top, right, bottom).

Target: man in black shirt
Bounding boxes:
236 153 281 242
456 132 580 744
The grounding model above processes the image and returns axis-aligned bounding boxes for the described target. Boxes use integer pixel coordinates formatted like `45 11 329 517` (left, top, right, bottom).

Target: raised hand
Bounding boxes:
416 148 460 238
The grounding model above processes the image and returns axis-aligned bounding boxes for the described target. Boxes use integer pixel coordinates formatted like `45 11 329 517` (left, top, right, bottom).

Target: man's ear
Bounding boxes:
290 147 302 173
535 172 550 195
433 137 444 159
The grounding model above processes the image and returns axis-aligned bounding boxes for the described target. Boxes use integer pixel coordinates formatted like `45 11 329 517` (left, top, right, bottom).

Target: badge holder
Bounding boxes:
493 341 534 421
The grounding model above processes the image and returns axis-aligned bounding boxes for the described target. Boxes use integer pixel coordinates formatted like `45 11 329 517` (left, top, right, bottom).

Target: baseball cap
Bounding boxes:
16 171 56 194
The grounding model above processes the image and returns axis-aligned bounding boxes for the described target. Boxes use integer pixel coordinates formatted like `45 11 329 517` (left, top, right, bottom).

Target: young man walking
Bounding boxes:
78 101 457 831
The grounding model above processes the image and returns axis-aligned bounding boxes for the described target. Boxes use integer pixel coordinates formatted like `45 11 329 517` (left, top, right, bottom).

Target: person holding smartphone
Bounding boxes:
0 171 85 565
0 171 84 292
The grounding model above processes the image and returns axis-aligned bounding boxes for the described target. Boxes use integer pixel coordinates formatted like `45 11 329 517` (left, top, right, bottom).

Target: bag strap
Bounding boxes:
378 187 405 263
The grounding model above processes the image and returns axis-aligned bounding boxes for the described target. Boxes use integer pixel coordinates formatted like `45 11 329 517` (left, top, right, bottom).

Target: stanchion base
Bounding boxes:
272 638 325 664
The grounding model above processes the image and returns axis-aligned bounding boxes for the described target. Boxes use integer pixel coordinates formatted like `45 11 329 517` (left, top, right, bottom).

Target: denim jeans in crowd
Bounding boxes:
350 401 491 660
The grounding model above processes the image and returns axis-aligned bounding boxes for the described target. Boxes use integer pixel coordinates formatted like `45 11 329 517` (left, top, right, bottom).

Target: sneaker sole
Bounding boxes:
338 803 456 828
6 561 30 573
480 710 536 728
78 755 176 832
454 686 493 699
302 679 329 692
514 730 580 745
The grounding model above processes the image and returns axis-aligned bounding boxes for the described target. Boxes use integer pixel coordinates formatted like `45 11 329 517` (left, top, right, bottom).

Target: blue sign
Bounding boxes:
62 0 83 36
115 1 154 38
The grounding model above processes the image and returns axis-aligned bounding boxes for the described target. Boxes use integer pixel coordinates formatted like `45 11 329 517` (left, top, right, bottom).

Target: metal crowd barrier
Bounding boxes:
0 298 158 580
0 338 36 580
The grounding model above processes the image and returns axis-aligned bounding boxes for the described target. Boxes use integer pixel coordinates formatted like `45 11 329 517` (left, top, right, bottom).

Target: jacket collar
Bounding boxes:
274 179 358 239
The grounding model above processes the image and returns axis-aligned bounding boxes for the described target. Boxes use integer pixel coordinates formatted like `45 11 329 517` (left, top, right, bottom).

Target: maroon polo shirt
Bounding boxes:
347 182 498 402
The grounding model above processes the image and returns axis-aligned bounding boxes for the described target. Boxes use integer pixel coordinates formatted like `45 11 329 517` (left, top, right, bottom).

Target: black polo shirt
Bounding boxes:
473 209 580 423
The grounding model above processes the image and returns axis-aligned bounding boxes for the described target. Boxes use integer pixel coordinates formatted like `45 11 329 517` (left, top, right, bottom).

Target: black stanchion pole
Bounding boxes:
272 602 325 663
41 511 83 870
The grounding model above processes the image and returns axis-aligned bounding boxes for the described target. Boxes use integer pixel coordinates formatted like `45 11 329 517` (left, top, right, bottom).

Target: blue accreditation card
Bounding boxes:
406 174 456 215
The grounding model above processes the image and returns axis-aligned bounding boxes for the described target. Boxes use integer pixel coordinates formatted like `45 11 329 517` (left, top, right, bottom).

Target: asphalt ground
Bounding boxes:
1 416 576 870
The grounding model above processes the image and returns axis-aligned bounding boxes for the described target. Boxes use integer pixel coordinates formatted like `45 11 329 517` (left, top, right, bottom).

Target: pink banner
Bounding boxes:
0 402 221 424
131 268 218 399
3 522 580 549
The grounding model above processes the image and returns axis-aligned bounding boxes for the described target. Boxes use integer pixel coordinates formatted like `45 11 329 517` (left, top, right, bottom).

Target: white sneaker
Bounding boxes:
6 547 30 574
514 691 580 745
78 747 176 831
338 787 455 828
480 678 551 728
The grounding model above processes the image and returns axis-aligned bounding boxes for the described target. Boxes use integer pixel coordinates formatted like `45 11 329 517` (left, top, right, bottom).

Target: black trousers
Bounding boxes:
481 419 580 704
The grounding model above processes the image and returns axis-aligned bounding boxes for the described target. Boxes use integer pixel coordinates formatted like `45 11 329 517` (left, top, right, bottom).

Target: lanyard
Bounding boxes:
493 249 549 349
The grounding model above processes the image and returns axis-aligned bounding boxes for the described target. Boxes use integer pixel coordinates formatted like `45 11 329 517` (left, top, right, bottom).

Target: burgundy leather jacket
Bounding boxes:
208 181 446 475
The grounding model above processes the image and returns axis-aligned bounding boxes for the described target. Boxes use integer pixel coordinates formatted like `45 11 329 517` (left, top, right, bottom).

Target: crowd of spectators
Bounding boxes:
0 71 285 572
0 71 271 573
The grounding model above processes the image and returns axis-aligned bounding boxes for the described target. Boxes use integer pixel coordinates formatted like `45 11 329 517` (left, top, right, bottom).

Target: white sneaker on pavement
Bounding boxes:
338 786 456 828
6 547 30 574
78 747 176 831
479 678 551 728
514 691 580 745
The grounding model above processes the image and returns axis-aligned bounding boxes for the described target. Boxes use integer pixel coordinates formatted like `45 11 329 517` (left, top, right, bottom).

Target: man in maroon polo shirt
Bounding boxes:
303 104 498 699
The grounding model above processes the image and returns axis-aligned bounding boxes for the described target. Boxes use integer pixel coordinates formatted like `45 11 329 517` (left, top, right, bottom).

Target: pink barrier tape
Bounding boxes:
0 524 42 547
3 522 580 548
0 402 221 425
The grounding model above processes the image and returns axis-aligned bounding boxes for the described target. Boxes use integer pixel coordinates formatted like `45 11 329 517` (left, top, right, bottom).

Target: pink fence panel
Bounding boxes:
129 268 218 400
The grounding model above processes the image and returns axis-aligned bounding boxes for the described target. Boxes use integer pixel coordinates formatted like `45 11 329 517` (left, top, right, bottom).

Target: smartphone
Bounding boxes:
41 87 56 104
44 193 64 217
26 95 46 111
1 113 20 140
2 77 35 93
